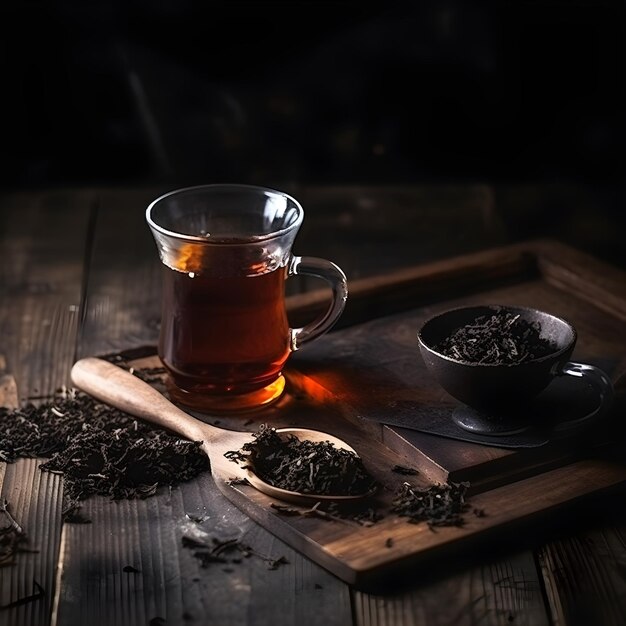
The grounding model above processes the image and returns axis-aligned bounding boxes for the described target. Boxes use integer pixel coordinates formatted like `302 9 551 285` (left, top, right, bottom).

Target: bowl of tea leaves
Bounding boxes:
417 305 613 423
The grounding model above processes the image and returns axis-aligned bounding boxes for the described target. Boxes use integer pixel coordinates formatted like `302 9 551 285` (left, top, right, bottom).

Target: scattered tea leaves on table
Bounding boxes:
129 366 167 384
270 502 371 527
434 308 558 365
101 352 167 385
391 481 471 529
225 425 377 496
327 502 384 526
182 535 288 571
0 380 209 518
226 428 477 531
61 503 92 524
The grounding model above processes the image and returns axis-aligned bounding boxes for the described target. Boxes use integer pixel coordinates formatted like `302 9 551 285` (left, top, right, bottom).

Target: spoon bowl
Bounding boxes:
243 427 377 505
70 358 376 504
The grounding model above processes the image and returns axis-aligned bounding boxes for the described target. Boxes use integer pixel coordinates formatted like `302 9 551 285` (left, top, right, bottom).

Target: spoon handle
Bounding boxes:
71 357 209 443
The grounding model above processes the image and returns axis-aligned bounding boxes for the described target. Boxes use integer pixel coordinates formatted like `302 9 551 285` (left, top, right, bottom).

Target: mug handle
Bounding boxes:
552 361 614 433
288 256 348 350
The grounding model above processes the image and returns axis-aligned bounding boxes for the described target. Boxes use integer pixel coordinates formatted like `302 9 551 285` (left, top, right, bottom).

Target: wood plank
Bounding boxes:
0 189 94 396
1 460 64 626
75 187 164 358
215 451 626 589
538 515 626 626
353 551 549 626
0 190 94 626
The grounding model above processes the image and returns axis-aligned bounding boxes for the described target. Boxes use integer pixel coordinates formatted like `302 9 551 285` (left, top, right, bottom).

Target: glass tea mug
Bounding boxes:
146 184 348 413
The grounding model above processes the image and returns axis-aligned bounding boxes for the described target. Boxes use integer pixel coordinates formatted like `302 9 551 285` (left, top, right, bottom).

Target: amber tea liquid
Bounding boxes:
148 185 347 412
159 259 291 410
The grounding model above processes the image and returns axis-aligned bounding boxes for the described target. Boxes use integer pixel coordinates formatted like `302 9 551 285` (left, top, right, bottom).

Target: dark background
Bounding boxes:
1 1 624 264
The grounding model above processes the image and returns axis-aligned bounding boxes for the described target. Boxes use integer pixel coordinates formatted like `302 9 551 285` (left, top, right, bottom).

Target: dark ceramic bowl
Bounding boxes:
418 305 575 409
417 305 613 435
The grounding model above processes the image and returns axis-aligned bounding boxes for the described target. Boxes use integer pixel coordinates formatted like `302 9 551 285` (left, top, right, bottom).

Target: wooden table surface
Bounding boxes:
1 185 626 626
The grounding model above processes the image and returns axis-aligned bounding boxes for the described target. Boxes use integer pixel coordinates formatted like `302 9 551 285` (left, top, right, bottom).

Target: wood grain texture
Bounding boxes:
538 519 626 626
75 187 165 358
0 190 93 626
0 189 94 394
353 551 549 626
1 460 64 626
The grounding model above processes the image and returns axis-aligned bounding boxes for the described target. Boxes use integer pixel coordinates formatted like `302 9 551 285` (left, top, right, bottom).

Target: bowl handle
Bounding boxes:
552 362 615 433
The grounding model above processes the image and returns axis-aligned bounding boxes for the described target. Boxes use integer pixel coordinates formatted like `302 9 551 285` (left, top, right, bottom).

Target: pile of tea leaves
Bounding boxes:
0 387 209 519
391 481 471 529
434 309 558 365
225 426 377 496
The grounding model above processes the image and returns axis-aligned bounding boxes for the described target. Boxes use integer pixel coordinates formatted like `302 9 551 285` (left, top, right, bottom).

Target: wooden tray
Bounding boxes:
288 238 626 491
119 240 626 590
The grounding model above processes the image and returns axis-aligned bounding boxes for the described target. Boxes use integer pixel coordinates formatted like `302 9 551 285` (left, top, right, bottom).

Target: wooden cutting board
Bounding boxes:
113 239 626 590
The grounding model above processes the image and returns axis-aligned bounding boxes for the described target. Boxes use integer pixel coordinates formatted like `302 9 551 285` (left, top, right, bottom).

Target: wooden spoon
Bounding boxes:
70 357 376 505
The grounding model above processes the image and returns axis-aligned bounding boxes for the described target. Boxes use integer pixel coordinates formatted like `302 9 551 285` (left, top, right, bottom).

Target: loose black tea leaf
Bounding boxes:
434 309 558 365
270 503 303 517
326 502 385 527
391 465 419 476
61 503 92 524
226 477 249 486
391 481 471 529
130 366 167 384
271 501 383 527
182 535 287 571
0 500 30 568
225 425 377 496
271 502 362 526
0 383 209 514
0 580 45 610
